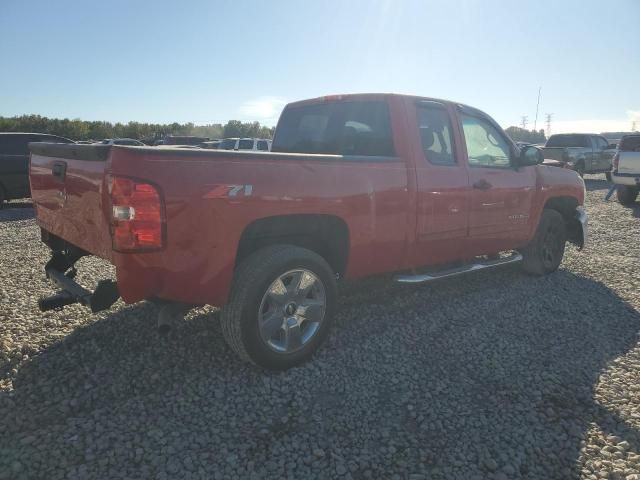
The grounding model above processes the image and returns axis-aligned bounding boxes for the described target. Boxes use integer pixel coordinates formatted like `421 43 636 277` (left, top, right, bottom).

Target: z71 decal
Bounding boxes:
203 184 253 198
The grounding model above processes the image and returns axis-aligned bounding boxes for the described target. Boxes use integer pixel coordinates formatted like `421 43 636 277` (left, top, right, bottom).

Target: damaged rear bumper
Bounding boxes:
39 251 120 312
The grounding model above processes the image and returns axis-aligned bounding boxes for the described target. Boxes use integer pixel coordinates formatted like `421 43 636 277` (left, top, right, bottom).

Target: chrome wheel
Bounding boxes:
258 269 326 354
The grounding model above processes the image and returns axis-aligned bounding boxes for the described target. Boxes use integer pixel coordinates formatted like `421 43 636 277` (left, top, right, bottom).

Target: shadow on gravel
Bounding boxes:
0 204 34 222
2 268 640 479
621 202 640 218
584 177 610 192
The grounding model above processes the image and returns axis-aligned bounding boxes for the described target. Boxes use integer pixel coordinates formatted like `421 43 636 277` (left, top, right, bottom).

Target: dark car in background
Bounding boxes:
0 132 74 206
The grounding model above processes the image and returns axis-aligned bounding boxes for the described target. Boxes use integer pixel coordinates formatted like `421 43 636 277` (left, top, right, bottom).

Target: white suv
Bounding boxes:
218 138 272 151
611 134 640 205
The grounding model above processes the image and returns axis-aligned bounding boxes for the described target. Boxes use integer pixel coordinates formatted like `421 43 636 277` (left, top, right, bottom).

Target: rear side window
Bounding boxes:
238 139 254 150
416 103 455 165
272 100 395 157
0 135 30 155
546 135 589 148
219 139 237 150
257 140 269 151
620 136 640 152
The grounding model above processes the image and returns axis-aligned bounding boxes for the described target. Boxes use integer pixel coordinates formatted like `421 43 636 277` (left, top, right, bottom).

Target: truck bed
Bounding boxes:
29 142 409 305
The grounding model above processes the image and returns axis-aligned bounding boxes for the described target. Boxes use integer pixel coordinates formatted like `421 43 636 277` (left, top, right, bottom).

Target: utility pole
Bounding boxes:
534 87 541 131
545 113 553 136
521 116 528 130
632 120 637 132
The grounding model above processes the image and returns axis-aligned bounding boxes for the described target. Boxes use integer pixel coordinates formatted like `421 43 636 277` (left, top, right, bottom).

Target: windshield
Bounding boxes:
272 100 395 156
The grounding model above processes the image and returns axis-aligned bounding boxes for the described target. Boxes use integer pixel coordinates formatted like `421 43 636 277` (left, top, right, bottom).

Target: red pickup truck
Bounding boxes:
29 94 587 369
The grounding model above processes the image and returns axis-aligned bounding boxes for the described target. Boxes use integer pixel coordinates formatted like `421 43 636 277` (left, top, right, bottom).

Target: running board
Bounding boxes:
394 253 523 284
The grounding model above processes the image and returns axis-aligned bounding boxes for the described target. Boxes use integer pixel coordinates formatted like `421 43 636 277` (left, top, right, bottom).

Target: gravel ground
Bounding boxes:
1 175 639 480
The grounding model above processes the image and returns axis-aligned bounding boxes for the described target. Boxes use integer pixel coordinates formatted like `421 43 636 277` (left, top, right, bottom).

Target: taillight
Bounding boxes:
612 152 620 171
107 175 165 251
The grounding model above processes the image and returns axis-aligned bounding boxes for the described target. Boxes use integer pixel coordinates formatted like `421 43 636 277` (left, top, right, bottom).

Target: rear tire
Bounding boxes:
221 245 337 370
617 185 639 205
0 185 5 209
520 209 567 276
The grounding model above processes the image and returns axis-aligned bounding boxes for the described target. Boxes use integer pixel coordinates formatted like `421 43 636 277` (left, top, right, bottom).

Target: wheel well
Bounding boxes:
544 196 578 221
544 196 581 245
235 214 350 276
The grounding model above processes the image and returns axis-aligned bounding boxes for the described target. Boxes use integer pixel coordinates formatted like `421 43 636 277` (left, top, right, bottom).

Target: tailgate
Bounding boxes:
618 151 640 175
29 143 113 260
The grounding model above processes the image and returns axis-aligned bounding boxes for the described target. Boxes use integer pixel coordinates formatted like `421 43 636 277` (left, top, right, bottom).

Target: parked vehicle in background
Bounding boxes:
542 133 615 177
29 93 587 369
611 134 640 205
218 137 272 151
162 135 209 146
0 132 74 206
99 138 145 146
200 140 222 149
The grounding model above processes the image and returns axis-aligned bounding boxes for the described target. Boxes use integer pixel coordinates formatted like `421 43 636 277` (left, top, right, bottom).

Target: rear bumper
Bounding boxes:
38 249 120 312
41 268 119 312
612 172 640 187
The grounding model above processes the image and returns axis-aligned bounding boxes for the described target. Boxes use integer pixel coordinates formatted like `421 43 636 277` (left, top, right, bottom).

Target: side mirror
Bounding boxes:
518 145 543 167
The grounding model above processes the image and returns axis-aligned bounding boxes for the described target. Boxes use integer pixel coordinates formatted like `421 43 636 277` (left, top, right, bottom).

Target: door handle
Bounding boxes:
473 179 492 190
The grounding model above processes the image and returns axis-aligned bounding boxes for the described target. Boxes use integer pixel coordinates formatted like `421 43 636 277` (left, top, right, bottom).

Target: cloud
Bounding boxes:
238 96 287 125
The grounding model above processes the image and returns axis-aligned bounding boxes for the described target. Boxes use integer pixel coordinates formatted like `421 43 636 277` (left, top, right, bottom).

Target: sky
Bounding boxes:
1 0 638 134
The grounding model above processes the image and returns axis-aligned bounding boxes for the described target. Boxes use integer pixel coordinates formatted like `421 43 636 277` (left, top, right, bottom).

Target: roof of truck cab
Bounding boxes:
285 93 467 108
283 93 495 119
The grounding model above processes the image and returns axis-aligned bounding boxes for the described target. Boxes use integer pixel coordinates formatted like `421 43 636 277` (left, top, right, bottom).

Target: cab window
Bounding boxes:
416 104 455 166
461 115 512 168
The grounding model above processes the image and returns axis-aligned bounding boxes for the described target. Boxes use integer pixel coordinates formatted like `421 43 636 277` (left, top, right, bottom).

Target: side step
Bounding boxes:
394 252 523 284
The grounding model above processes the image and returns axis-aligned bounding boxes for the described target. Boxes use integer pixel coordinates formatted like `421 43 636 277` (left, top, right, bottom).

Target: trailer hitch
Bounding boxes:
39 251 120 313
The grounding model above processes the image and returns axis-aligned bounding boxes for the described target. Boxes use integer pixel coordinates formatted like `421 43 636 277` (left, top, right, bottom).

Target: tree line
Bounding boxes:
0 114 275 141
504 126 546 144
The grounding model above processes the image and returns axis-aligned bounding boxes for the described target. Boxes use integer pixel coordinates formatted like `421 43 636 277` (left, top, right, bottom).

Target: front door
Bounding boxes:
458 111 536 255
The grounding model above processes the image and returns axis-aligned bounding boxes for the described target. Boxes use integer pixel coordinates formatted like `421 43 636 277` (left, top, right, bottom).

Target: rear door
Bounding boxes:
410 100 471 266
457 108 536 253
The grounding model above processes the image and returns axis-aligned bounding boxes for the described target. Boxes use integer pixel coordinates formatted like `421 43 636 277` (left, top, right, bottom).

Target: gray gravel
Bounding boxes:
1 175 639 479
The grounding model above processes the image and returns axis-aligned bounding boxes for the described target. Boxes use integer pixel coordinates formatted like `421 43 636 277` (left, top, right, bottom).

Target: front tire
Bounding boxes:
617 185 639 205
520 209 567 276
221 245 337 370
